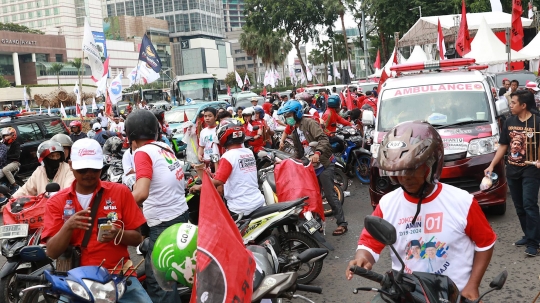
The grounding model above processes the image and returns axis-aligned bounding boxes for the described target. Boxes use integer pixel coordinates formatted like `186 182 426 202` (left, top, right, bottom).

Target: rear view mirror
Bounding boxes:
495 98 509 117
297 248 329 263
489 270 507 290
19 246 48 262
364 215 397 246
45 183 60 193
362 110 375 126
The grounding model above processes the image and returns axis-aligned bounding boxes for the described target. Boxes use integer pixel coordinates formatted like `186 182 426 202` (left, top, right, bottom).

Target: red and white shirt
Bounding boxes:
214 147 265 215
358 183 496 290
134 141 188 227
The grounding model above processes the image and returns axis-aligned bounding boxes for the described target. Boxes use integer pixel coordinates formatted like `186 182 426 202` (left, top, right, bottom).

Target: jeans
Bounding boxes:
318 163 347 227
119 277 152 303
145 212 189 303
507 177 540 248
1 162 19 185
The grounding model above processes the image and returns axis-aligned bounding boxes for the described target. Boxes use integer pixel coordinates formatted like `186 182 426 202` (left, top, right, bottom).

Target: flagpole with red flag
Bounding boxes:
437 18 447 60
346 86 354 110
374 49 381 70
511 0 524 51
456 0 471 57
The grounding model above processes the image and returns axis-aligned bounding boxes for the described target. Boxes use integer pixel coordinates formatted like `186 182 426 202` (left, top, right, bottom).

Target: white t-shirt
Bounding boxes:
122 149 135 187
198 126 220 161
214 148 264 215
358 183 497 291
109 121 125 133
98 113 109 128
263 113 276 132
134 141 188 227
76 192 93 209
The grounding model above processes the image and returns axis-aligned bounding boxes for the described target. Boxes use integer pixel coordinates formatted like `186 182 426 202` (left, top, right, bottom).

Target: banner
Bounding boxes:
139 34 162 73
511 0 524 50
108 72 123 104
235 70 243 88
82 18 105 82
456 0 471 57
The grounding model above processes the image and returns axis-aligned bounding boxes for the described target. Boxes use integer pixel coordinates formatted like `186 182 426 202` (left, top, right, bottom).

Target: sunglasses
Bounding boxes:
75 168 101 174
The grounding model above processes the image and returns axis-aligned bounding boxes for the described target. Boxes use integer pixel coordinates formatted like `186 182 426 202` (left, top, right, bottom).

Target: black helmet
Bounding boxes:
103 136 124 156
152 108 165 124
125 109 159 144
217 118 244 147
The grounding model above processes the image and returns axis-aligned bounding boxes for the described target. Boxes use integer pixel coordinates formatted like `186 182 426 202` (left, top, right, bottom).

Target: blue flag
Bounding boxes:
138 34 162 73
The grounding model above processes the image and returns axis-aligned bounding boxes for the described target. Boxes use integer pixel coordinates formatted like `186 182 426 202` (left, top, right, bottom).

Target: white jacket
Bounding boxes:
13 162 75 197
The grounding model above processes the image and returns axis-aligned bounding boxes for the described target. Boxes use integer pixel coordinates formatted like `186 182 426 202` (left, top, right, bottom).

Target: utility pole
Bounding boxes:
361 10 369 80
331 40 337 85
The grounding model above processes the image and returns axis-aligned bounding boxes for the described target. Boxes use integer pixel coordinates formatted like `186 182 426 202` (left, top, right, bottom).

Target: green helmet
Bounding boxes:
151 223 198 289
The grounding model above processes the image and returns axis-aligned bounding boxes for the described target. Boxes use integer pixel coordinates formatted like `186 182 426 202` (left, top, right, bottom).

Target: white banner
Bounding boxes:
489 0 502 12
82 18 104 81
107 72 123 104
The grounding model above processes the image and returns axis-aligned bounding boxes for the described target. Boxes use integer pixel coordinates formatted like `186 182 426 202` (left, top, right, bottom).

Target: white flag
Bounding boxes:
289 66 297 83
274 69 280 80
328 74 333 82
489 0 502 12
95 75 108 98
81 101 88 116
108 72 123 105
128 66 138 88
23 87 30 111
269 70 276 88
244 73 250 87
264 70 269 86
92 97 98 111
235 70 243 88
47 105 51 115
137 61 160 85
300 71 306 84
82 18 104 81
333 64 341 79
73 81 81 105
306 66 313 82
347 61 354 79
60 102 67 118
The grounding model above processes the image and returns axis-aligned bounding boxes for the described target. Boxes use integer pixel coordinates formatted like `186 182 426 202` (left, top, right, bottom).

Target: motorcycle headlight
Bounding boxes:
82 279 117 302
467 135 499 156
67 280 90 301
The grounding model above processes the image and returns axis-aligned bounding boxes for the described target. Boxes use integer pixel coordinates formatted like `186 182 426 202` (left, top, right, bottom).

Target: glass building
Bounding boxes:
222 0 245 32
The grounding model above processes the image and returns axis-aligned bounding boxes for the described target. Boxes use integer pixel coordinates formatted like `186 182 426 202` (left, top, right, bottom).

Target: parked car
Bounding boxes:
149 100 172 110
0 112 70 178
487 71 537 92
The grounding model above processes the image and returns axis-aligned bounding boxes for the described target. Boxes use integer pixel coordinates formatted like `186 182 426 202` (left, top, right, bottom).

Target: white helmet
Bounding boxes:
93 122 101 131
241 107 255 116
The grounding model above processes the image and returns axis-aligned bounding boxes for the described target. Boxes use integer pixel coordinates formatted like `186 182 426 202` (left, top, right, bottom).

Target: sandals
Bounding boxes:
332 225 348 236
324 209 334 217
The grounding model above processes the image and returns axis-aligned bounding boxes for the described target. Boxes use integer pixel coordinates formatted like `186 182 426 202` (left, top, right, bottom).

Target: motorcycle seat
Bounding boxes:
245 197 308 219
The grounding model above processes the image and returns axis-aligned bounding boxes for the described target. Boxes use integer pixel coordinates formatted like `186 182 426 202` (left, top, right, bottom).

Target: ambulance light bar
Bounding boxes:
390 58 477 73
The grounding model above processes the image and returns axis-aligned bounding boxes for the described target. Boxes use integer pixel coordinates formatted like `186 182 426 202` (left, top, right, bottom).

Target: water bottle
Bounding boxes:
63 200 75 222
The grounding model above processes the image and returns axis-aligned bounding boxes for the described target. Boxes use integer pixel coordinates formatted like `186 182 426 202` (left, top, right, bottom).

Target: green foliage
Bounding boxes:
224 69 253 89
0 22 44 34
0 76 10 88
48 63 64 88
69 58 83 72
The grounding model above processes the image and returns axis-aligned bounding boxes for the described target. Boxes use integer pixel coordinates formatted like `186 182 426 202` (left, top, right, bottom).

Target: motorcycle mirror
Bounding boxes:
489 270 507 290
173 129 177 133
0 185 9 195
45 183 61 193
297 248 329 263
19 245 48 263
258 151 268 158
364 215 397 246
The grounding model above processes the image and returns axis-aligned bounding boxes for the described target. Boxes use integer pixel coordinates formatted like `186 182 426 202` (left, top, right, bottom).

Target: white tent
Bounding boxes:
399 12 533 47
406 45 429 63
367 51 406 78
463 17 534 72
519 32 540 59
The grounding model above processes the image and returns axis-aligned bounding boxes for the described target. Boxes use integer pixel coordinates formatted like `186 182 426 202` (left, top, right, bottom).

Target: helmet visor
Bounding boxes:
150 260 176 291
379 168 420 177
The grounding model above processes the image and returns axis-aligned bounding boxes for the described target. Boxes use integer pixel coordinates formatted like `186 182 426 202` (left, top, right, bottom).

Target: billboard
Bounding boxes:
91 31 107 61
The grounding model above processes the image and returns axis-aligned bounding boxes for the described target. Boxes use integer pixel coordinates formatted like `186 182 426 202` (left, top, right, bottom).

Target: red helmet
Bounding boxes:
378 121 443 184
217 118 244 147
1 127 17 144
70 120 82 128
296 88 305 93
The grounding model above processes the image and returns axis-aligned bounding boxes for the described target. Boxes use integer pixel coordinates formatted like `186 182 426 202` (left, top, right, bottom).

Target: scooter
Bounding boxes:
0 183 60 303
16 246 133 303
349 215 506 303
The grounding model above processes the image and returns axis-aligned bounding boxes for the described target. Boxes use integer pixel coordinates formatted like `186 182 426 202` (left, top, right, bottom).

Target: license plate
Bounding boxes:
303 219 322 235
0 224 29 239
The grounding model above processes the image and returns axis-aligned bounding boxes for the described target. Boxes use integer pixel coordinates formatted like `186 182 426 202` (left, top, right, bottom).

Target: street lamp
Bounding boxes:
409 6 422 18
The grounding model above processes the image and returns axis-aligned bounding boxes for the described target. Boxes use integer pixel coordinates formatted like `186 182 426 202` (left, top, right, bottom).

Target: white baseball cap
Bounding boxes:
71 138 104 170
92 122 101 130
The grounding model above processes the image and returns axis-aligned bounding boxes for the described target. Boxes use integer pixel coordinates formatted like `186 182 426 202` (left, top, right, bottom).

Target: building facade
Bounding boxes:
222 0 245 32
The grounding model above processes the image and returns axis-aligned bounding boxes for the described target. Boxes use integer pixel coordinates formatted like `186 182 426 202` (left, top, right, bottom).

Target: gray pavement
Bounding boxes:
1 179 539 302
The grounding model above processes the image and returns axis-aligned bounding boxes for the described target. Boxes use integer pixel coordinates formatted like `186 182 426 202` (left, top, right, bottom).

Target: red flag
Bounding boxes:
184 111 188 122
192 172 256 302
456 0 471 57
437 18 447 60
511 0 524 51
392 48 398 65
346 87 354 109
261 86 267 97
76 103 81 115
377 69 389 93
374 49 381 69
105 93 113 116
227 85 231 96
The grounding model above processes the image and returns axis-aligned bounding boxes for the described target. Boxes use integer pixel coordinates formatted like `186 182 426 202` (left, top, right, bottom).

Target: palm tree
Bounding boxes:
272 37 292 86
69 58 83 95
240 27 261 88
48 63 64 88
325 0 351 69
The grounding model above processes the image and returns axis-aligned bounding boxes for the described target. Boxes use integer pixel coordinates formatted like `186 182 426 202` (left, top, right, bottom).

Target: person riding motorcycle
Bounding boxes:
68 120 87 143
1 127 21 194
277 100 348 236
345 121 496 302
242 107 265 153
13 140 75 198
51 133 73 161
322 95 352 135
93 122 121 146
86 119 101 139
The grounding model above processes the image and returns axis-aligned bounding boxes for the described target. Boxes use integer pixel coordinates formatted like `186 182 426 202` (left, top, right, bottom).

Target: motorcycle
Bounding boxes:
0 183 60 303
349 215 506 303
16 246 133 303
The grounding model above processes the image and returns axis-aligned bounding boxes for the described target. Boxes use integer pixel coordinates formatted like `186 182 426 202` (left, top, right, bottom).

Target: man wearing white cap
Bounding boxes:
42 138 151 303
526 81 540 109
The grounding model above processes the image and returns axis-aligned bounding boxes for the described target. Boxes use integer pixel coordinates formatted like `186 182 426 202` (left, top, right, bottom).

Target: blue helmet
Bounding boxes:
277 100 303 119
328 95 341 108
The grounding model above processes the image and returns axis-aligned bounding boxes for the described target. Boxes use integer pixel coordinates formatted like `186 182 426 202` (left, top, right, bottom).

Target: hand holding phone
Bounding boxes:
98 222 117 243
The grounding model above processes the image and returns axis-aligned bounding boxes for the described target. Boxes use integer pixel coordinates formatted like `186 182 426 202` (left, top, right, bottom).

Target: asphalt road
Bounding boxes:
1 179 539 303
299 180 540 303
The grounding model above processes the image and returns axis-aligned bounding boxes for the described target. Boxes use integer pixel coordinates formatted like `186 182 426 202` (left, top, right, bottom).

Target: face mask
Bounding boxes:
286 117 296 126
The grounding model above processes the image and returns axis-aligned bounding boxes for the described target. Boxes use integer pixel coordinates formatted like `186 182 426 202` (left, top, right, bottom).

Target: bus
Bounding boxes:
174 74 218 103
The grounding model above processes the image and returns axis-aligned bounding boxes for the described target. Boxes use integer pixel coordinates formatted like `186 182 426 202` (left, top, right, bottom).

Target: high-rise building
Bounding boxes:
222 0 245 32
103 0 225 39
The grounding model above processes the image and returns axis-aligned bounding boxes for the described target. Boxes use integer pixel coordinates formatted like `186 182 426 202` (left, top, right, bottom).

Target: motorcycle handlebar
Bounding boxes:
349 266 384 284
296 284 322 294
15 274 46 284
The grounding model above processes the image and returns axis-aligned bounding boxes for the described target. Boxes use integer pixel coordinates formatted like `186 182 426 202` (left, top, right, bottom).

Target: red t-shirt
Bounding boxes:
42 181 146 272
322 108 352 133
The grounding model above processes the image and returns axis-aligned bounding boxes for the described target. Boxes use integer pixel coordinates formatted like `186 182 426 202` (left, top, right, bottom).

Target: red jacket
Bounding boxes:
322 108 352 134
361 97 378 116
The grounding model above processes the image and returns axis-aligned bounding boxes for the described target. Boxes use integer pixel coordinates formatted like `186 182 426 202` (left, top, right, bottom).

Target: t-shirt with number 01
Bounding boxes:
199 126 220 161
357 183 496 291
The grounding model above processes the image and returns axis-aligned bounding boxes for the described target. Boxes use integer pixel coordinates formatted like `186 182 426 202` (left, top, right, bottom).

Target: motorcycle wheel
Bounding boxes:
282 232 323 284
1 269 30 303
333 168 348 191
353 155 371 184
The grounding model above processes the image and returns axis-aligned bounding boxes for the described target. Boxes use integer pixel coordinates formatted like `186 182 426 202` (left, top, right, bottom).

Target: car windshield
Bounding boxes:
178 78 215 101
165 108 198 124
142 90 163 101
378 82 491 131
495 73 537 87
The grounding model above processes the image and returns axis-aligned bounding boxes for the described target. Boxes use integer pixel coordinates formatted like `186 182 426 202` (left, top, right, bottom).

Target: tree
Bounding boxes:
48 63 64 88
324 0 351 67
0 22 44 34
0 76 10 88
69 58 83 95
245 0 336 77
240 27 261 88
309 40 332 84
224 69 253 90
